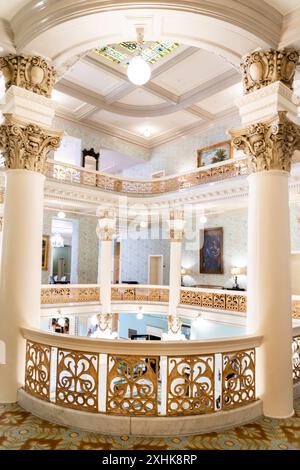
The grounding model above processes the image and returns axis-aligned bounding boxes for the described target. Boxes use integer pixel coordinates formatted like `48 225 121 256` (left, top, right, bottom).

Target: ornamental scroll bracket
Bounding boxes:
229 111 300 173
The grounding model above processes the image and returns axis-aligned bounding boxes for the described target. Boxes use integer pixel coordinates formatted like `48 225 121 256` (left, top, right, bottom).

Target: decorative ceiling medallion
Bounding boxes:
94 41 179 67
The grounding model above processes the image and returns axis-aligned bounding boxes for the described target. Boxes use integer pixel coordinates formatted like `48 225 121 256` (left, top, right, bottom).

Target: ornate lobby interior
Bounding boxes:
0 0 300 452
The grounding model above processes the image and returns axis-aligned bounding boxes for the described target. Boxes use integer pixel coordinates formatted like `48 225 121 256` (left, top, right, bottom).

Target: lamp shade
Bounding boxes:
231 267 246 276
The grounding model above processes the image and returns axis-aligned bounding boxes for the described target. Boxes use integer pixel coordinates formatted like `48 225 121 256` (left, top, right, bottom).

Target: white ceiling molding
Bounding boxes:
10 1 281 59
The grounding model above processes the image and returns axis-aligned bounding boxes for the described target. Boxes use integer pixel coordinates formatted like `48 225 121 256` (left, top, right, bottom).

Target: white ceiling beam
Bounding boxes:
186 105 214 121
75 103 98 120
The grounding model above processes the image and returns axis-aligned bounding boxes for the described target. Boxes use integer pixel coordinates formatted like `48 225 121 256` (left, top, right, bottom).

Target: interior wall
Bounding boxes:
122 116 241 178
120 238 170 285
53 117 150 164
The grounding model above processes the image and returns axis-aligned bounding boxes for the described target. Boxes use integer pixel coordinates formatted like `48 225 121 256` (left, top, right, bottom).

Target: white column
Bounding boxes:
230 48 300 418
247 171 293 418
0 217 3 277
0 55 62 402
0 171 45 401
168 209 184 316
168 241 182 315
96 209 116 315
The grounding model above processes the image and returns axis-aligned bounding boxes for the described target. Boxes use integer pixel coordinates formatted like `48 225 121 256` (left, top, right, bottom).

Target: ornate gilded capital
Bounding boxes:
241 49 299 95
0 54 56 98
229 111 300 173
0 114 63 173
96 209 117 241
168 315 182 335
97 313 112 333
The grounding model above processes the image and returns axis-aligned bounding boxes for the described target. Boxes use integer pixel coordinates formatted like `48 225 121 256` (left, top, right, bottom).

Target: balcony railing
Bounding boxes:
22 327 261 417
44 157 248 196
40 284 300 319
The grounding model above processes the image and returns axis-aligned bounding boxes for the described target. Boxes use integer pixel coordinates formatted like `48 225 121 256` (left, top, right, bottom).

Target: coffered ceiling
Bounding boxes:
53 45 242 149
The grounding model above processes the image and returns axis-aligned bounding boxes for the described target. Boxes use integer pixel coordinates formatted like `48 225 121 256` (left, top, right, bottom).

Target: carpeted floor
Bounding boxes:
0 399 299 450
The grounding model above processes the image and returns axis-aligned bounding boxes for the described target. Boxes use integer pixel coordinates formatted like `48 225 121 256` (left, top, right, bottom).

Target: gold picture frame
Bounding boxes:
197 140 232 168
42 235 50 271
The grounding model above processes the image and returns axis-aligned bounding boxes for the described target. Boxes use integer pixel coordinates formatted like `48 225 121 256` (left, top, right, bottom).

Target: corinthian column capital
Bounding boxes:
229 111 300 173
96 209 117 241
241 48 299 95
0 114 63 173
0 54 56 98
168 209 185 242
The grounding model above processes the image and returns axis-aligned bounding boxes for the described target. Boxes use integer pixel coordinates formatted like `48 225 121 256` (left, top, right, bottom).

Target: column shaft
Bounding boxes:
247 171 293 417
168 241 182 315
0 170 45 402
99 240 113 313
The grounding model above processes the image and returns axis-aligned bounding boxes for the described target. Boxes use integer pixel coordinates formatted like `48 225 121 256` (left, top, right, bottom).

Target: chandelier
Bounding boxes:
51 232 64 248
127 28 151 86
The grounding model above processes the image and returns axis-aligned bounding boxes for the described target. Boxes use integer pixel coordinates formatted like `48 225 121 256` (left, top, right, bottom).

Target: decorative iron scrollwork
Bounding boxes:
25 340 51 401
222 349 255 409
56 348 99 412
106 355 159 415
167 354 215 415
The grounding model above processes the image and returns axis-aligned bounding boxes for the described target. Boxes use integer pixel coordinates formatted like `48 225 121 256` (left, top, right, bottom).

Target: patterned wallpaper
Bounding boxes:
122 116 241 179
54 117 150 163
119 208 248 288
42 211 99 285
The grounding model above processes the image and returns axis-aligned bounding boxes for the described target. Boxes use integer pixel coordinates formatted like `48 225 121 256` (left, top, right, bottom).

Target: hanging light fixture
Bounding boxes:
127 28 151 86
57 211 66 219
51 232 64 248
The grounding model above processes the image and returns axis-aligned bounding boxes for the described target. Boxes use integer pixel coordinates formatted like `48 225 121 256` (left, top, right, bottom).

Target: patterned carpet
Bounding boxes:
0 399 299 450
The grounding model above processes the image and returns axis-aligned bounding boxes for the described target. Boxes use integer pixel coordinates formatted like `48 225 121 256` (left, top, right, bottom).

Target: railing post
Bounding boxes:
160 355 167 415
98 353 108 412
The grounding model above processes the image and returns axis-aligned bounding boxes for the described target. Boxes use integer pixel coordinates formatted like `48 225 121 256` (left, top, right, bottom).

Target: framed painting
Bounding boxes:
200 227 223 274
197 140 232 167
42 235 50 271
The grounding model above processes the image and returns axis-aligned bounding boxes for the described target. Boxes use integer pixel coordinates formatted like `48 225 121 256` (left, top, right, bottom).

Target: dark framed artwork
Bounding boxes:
200 227 223 274
197 140 232 167
42 235 50 271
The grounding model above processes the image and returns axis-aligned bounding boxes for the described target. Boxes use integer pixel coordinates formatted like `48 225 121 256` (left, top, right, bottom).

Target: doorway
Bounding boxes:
148 255 163 285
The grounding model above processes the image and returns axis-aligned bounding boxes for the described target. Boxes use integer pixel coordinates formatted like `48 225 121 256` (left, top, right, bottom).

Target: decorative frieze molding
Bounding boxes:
229 111 300 173
0 55 56 98
0 114 63 173
241 49 299 95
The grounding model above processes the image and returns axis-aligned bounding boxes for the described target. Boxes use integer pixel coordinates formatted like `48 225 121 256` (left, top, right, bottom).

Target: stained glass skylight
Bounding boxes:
94 41 179 67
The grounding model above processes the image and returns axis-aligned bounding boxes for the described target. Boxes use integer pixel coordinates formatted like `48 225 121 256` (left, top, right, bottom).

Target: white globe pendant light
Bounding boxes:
127 56 151 86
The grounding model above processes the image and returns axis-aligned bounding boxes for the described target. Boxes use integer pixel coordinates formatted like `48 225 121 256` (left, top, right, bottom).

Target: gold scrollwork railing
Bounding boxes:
180 289 247 313
45 158 248 196
292 335 300 383
111 286 169 303
22 329 262 418
41 285 100 305
106 355 159 416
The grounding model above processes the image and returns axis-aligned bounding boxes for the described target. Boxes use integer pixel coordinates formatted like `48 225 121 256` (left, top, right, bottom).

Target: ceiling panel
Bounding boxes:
118 88 166 106
52 89 85 111
91 109 199 137
152 49 232 95
64 61 122 95
196 82 243 114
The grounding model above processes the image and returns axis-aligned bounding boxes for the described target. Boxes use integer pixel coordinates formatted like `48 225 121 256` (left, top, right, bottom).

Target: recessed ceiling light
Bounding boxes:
143 129 151 138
